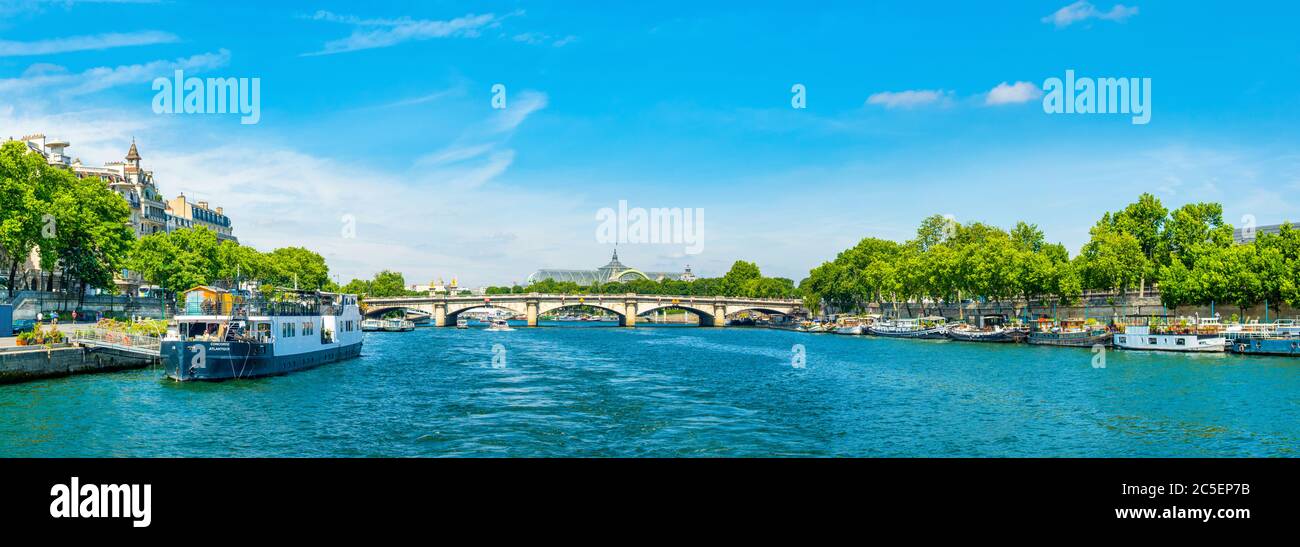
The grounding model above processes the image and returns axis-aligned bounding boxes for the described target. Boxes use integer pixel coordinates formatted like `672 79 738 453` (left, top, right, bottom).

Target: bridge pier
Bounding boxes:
621 300 638 327
709 303 728 327
526 299 538 327
434 302 447 327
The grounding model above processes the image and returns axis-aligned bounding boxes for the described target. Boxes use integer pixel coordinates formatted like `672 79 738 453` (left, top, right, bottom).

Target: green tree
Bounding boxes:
0 141 53 296
721 260 762 296
47 175 135 303
265 247 330 289
368 270 408 297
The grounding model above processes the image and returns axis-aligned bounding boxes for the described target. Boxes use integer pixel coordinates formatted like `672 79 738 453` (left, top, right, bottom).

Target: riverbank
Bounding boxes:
0 344 158 384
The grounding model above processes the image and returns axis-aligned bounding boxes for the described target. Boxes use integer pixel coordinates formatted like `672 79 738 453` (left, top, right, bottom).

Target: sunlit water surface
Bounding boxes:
2 323 1297 457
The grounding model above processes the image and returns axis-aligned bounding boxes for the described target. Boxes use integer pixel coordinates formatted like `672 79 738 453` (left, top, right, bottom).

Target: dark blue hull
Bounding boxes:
1228 338 1300 356
161 340 363 381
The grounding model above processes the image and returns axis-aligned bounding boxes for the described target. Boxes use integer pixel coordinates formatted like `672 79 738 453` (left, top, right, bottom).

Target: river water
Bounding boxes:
1 323 1297 457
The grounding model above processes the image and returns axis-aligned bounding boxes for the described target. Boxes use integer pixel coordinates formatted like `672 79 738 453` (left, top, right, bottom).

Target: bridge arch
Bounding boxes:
635 302 716 324
444 302 528 323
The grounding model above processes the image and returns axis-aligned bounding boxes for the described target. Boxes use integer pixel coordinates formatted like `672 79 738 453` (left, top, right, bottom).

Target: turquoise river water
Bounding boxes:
1 323 1297 457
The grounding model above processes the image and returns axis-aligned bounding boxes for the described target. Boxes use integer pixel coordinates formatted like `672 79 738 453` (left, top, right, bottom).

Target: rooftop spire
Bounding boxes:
126 138 141 161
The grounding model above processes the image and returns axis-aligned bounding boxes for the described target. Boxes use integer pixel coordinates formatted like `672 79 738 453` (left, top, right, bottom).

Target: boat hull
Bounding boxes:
1027 331 1111 347
947 329 1027 343
1228 338 1300 356
834 326 864 335
161 340 363 381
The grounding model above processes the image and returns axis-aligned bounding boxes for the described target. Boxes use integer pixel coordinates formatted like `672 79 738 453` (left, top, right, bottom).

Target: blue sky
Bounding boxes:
2 1 1298 286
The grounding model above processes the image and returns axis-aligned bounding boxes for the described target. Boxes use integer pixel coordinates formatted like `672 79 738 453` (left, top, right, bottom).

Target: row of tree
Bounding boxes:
800 194 1300 317
129 227 331 295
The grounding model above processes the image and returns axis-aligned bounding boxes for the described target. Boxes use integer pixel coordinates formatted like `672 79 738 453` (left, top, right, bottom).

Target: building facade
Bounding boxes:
167 194 236 242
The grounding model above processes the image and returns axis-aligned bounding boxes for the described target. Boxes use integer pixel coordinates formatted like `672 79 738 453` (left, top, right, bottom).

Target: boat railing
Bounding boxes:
178 296 345 317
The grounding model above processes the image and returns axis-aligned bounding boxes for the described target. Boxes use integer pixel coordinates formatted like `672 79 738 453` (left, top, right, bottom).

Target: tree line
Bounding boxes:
483 261 798 299
800 193 1300 318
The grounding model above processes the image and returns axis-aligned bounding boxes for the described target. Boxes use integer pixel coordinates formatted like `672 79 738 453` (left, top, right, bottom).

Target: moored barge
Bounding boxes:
161 286 364 381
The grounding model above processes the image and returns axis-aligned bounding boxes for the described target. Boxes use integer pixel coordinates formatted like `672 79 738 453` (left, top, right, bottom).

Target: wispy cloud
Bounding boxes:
984 81 1043 105
0 30 178 57
0 0 162 18
513 32 578 47
301 10 507 56
0 49 230 97
1042 1 1139 28
865 89 952 109
492 90 547 133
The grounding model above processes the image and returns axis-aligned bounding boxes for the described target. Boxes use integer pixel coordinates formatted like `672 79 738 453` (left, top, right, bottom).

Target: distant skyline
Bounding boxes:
2 1 1298 286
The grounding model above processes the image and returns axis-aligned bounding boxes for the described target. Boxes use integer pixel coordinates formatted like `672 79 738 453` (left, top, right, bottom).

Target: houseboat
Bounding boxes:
161 286 364 381
834 316 876 335
1113 316 1226 353
1227 320 1300 356
1027 318 1111 347
868 316 948 339
946 324 1028 343
361 318 383 332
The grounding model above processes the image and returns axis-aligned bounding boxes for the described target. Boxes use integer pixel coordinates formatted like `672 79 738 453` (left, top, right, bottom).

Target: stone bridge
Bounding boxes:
361 293 805 327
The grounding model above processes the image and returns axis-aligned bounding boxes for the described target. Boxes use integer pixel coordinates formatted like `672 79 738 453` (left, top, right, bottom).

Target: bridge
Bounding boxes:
361 293 805 327
69 327 162 358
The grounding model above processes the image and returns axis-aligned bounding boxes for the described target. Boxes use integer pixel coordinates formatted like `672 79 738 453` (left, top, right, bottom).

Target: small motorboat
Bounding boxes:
485 318 514 332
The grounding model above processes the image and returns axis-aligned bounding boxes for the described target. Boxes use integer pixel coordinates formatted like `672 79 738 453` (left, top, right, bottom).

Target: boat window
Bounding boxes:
1119 337 1126 343
1176 338 1186 345
1148 338 1157 344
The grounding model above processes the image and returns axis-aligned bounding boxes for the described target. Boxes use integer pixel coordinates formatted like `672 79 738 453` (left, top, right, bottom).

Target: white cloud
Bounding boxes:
984 81 1044 105
302 10 504 56
0 49 230 97
492 90 547 133
1042 1 1139 28
513 32 578 47
865 89 951 109
0 30 178 57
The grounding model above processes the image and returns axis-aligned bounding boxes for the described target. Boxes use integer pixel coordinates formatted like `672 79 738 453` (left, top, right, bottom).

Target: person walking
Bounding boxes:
37 311 44 324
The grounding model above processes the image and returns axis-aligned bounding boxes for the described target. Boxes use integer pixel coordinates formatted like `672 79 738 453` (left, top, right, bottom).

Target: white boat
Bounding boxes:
485 318 514 332
1113 316 1226 352
456 317 469 329
161 289 364 381
381 319 415 332
360 319 383 332
868 316 948 339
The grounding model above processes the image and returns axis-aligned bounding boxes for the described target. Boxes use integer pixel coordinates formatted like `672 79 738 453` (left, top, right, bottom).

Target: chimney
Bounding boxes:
198 201 209 209
215 207 223 215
